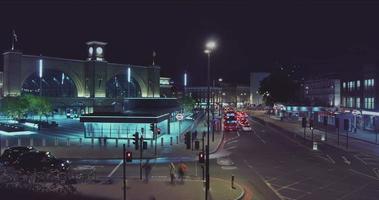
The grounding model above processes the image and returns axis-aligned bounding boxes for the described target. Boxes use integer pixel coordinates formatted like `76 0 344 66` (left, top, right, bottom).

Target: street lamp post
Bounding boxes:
39 59 43 96
204 40 216 200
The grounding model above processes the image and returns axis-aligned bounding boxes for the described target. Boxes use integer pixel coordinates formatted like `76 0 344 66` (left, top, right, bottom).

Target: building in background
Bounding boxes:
2 41 160 114
250 72 270 106
160 77 175 98
186 83 249 108
340 64 379 132
304 74 340 107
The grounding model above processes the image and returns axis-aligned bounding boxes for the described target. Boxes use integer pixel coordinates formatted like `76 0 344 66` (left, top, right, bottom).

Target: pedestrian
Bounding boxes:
177 162 188 184
142 160 152 183
169 162 176 184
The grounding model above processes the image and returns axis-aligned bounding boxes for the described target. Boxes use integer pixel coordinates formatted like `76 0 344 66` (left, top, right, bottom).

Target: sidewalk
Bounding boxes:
250 111 379 157
76 177 244 200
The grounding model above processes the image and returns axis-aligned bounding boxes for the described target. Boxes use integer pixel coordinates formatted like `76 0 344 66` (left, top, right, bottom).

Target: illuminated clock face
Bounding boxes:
96 47 103 55
88 47 93 55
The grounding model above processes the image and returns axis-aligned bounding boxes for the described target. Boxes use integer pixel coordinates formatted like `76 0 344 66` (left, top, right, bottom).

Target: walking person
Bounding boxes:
177 161 188 184
169 162 176 184
142 160 152 183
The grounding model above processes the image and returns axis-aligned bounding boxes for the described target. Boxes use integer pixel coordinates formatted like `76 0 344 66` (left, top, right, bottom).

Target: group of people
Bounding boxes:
141 160 188 185
169 162 188 184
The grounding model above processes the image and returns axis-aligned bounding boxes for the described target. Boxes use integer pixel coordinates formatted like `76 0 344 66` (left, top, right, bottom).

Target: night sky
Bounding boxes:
1 0 379 86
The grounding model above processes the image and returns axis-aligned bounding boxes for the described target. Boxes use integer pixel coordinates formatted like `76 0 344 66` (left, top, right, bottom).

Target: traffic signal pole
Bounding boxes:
140 136 143 180
123 144 126 200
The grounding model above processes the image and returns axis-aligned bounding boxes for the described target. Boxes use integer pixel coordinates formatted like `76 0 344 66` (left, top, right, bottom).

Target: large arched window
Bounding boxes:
21 69 77 97
106 73 141 98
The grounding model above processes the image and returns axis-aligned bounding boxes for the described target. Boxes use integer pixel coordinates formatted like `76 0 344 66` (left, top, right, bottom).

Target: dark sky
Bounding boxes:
1 0 379 86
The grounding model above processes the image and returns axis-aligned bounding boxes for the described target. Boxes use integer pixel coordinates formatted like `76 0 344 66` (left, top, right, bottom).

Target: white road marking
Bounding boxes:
336 183 369 200
252 130 266 144
326 154 336 164
354 155 368 165
107 160 123 178
372 168 379 178
342 156 351 165
237 131 240 137
349 169 379 181
277 177 312 191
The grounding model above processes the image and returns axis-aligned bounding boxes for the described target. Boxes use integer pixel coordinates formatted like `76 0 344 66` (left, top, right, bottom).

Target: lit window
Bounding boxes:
364 97 375 109
357 80 360 88
356 98 360 108
343 82 346 89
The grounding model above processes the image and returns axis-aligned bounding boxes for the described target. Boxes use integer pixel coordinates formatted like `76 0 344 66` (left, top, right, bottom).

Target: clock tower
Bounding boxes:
86 41 107 61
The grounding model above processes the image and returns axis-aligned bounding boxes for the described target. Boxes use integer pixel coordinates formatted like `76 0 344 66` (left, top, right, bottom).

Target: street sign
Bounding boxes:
176 113 184 121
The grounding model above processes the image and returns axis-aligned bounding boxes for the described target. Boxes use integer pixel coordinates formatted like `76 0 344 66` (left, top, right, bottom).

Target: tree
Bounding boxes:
180 96 196 113
258 69 301 106
0 96 29 119
25 95 52 121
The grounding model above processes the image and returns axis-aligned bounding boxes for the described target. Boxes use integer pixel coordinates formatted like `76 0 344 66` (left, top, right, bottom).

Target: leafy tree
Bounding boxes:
258 69 301 105
180 96 196 113
0 96 29 119
1 95 53 121
25 95 52 121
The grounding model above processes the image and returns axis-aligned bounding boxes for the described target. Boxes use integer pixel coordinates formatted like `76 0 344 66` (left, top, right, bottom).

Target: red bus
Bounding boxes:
224 111 238 131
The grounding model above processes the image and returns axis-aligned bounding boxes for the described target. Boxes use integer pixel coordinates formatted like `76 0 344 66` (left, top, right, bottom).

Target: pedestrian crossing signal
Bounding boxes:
126 151 132 162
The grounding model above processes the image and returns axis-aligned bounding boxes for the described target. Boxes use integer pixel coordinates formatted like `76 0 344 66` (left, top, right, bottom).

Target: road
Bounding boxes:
67 113 379 200
217 116 379 200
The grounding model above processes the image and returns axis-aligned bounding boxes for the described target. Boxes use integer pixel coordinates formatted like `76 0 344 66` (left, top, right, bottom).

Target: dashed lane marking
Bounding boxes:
252 129 266 144
326 154 336 164
354 155 368 165
335 183 369 200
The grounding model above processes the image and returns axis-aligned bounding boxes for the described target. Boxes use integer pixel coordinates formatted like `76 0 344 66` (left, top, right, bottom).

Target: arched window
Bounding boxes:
21 70 77 97
106 73 141 98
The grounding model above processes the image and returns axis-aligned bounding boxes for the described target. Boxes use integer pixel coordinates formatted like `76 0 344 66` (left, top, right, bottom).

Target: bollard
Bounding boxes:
67 138 70 146
30 138 34 146
55 137 58 146
313 141 318 151
115 138 118 147
176 136 179 144
5 139 9 147
17 138 21 146
79 138 82 146
161 137 164 146
170 137 173 146
231 175 235 189
42 138 46 147
127 139 130 147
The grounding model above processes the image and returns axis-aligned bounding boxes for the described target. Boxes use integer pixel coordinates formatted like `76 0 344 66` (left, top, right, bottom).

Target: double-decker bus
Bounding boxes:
224 111 238 131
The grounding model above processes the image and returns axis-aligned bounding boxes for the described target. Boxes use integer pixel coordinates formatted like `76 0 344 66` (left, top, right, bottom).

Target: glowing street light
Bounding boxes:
127 67 131 83
184 73 187 87
39 59 43 78
206 41 216 50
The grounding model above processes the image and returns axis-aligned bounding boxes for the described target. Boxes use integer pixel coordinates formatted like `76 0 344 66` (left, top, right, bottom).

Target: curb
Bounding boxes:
210 130 224 155
211 177 245 200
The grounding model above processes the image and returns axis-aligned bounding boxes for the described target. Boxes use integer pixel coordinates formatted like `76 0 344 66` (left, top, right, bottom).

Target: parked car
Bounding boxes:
15 151 70 172
0 146 36 166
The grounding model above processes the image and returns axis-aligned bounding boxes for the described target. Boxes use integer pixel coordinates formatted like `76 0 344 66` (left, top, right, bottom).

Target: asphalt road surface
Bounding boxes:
218 117 379 200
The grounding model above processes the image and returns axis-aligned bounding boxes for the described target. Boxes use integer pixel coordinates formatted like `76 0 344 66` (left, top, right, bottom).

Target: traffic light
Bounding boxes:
157 128 161 135
126 151 132 162
150 123 155 132
309 119 314 129
198 151 205 163
133 132 139 150
302 117 306 128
